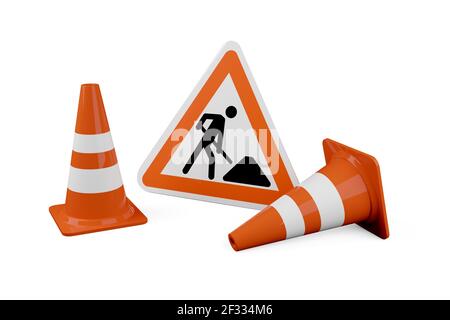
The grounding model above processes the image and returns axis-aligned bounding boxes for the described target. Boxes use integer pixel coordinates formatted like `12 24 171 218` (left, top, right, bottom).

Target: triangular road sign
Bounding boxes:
138 41 298 209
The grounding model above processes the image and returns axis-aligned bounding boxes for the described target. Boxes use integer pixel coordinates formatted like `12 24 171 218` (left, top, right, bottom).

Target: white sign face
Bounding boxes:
162 75 278 190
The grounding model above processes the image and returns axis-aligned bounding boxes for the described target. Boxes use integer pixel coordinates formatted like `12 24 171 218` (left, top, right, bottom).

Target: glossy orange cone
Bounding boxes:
49 84 147 236
228 139 389 251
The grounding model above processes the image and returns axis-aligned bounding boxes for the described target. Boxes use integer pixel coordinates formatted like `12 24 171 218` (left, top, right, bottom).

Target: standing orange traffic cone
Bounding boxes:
228 139 389 251
49 84 147 236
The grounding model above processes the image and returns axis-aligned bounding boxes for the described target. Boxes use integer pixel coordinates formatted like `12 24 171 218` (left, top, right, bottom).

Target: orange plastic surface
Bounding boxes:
322 139 389 239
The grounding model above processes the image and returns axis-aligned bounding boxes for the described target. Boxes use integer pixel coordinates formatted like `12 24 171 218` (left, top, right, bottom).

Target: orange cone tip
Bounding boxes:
49 84 147 236
228 139 389 251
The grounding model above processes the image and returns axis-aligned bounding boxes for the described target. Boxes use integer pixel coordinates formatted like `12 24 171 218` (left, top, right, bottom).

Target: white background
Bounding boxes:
0 1 449 299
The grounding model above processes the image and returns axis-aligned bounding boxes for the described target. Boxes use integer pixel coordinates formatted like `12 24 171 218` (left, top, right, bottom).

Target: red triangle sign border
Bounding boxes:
138 41 298 209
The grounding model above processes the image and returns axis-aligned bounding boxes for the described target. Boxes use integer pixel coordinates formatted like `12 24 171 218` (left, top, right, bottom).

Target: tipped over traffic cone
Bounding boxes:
49 84 147 236
228 139 389 251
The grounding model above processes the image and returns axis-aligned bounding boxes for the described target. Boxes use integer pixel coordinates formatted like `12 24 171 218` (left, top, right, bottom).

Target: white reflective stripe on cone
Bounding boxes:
72 132 114 154
271 195 305 238
300 173 345 230
68 164 123 194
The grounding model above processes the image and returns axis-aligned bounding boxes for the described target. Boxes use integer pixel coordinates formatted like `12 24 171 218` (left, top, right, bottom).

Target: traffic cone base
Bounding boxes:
49 197 147 236
228 138 389 251
322 139 388 239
